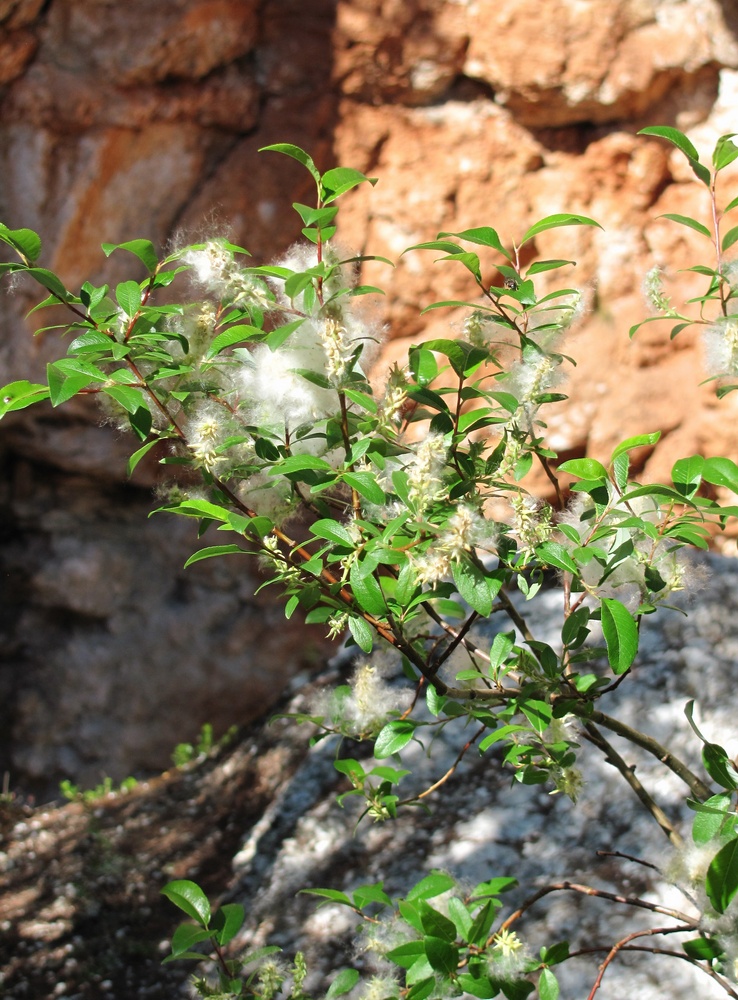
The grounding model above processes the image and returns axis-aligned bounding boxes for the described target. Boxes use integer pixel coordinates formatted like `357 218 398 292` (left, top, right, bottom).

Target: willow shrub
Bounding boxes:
4 128 738 999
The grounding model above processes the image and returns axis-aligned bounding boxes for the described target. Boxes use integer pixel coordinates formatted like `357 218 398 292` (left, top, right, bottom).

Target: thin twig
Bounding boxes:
582 722 683 847
399 725 487 805
568 945 738 999
587 709 712 800
587 925 692 1000
498 881 696 936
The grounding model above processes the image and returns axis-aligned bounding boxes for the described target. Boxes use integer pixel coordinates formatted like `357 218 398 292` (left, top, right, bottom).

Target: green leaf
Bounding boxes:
102 239 158 272
260 143 321 186
126 438 160 477
672 455 704 497
0 380 50 418
161 880 211 927
438 226 512 260
538 969 559 1000
706 837 738 914
600 598 638 674
610 432 660 462
703 456 738 493
439 250 482 281
183 545 246 568
423 935 459 974
409 347 439 386
321 167 377 204
343 471 386 505
519 213 602 246
639 126 711 185
374 720 416 758
519 698 553 734
657 213 712 239
722 225 738 252
206 323 265 358
273 454 334 476
419 902 458 942
349 561 387 616
115 279 142 317
452 558 494 617
25 267 69 300
326 969 361 999
348 615 373 653
525 258 575 275
692 794 733 845
310 519 355 546
168 923 213 958
682 936 725 961
299 887 354 908
640 125 700 161
713 134 738 171
558 457 608 480
0 225 42 262
212 902 245 946
536 541 578 574
407 871 456 900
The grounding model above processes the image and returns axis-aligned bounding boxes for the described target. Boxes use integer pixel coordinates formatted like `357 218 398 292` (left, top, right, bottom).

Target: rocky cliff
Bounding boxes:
1 0 738 792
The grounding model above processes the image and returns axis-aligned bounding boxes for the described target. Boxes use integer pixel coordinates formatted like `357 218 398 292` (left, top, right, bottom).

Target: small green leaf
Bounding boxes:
310 519 355 546
25 267 69 299
126 438 160 477
558 458 608 480
722 225 738 252
343 471 386 505
600 598 638 674
703 456 738 493
326 969 361 999
348 615 373 653
538 969 560 1000
423 935 458 974
183 545 246 568
349 562 387 616
273 454 334 476
639 126 711 185
115 280 142 317
438 226 512 260
0 380 50 418
260 143 321 186
206 323 265 358
0 225 42 262
692 794 733 845
452 558 494 617
640 125 700 160
706 837 738 914
682 936 725 961
212 902 245 946
672 455 704 496
321 166 377 204
657 213 712 239
535 541 578 575
407 871 456 900
161 880 211 927
375 720 416 758
713 134 738 171
102 239 158 272
519 213 602 246
419 902 458 942
610 432 660 462
168 923 213 958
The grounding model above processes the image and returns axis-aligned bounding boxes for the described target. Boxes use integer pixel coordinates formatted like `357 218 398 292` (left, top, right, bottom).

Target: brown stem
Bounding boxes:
399 724 486 805
586 709 712 801
498 881 696 937
582 722 683 847
587 925 691 1000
